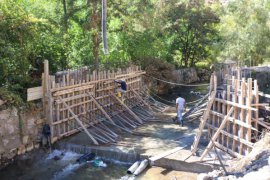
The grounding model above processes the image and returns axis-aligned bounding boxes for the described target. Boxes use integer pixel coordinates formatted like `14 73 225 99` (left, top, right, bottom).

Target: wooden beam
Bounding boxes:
200 107 234 161
214 98 257 111
209 110 257 130
206 123 254 148
149 146 187 165
111 92 143 123
214 141 242 158
252 118 270 130
59 97 99 145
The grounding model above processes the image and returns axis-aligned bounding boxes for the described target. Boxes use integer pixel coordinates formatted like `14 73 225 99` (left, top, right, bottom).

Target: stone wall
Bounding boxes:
173 68 211 84
0 106 44 168
173 68 199 84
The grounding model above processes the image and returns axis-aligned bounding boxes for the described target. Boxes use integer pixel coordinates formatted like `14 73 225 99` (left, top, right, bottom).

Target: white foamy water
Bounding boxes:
46 150 81 161
61 151 81 161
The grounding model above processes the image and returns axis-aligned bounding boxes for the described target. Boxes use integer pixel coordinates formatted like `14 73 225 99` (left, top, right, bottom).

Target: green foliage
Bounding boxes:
1 0 269 104
216 0 270 65
164 0 220 67
0 87 23 107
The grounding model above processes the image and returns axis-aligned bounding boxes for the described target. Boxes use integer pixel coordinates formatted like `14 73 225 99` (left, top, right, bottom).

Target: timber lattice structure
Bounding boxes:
191 67 270 160
28 60 155 145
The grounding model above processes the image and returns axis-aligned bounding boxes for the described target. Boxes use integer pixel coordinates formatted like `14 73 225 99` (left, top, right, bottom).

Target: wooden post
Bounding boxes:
232 77 238 152
200 107 234 161
43 60 54 140
254 80 259 139
239 78 246 155
247 78 252 153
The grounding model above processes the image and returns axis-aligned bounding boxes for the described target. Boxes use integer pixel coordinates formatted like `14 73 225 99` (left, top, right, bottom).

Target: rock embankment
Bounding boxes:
0 106 44 169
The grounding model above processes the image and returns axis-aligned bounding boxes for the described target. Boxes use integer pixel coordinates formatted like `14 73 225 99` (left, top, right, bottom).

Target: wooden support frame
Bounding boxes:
89 93 115 125
200 107 233 160
110 92 143 124
191 82 217 154
34 62 147 144
59 97 99 145
198 72 261 158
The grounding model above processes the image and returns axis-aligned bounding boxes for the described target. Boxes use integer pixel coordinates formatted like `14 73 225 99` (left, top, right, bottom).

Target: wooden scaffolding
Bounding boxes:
192 71 261 159
28 60 154 145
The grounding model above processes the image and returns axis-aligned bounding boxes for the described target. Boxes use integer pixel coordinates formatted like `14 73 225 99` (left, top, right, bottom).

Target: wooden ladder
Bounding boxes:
191 90 216 154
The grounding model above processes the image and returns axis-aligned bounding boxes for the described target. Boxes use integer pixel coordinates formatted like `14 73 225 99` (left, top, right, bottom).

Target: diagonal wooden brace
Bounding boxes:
199 107 234 161
131 89 153 111
88 93 116 125
59 97 99 145
110 92 143 124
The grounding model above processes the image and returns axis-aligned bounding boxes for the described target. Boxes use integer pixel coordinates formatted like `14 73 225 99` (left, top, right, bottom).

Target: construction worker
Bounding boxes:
176 94 186 126
114 79 127 101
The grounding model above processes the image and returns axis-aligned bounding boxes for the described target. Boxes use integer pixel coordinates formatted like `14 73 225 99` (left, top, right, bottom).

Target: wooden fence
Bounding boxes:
192 71 260 159
28 60 149 144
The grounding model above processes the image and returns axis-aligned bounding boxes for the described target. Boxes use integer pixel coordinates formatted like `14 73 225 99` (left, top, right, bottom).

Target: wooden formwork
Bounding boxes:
28 60 152 144
192 72 260 160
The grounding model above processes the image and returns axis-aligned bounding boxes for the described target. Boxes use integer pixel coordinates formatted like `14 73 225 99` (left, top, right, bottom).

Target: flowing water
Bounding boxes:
0 149 128 180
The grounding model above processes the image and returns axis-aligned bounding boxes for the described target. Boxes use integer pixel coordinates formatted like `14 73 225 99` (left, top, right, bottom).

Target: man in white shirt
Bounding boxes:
176 95 186 126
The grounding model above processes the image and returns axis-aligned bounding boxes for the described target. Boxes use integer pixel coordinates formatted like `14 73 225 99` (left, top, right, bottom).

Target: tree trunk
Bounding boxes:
90 0 101 71
62 0 68 31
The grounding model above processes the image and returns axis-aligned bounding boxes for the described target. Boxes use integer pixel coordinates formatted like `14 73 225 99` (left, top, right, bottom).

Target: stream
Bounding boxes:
0 149 128 180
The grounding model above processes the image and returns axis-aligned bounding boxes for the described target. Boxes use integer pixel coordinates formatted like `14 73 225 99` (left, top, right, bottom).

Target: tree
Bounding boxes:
164 0 220 67
217 0 270 65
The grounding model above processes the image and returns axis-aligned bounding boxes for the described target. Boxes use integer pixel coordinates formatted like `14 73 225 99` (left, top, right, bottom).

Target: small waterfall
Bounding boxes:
58 142 141 165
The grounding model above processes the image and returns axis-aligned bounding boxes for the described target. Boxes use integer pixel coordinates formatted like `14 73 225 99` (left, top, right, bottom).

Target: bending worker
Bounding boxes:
176 94 186 126
114 79 127 101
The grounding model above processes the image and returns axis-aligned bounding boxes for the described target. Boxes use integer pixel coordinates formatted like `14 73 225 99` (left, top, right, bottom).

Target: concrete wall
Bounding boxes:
0 107 44 168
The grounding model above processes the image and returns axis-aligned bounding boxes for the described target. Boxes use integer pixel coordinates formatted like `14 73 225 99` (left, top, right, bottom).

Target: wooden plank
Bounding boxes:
200 107 234 160
149 146 187 165
239 78 245 155
27 86 43 101
59 97 99 145
226 84 231 148
221 90 226 147
254 80 259 138
232 78 237 152
214 98 257 111
214 141 242 158
247 78 252 153
50 71 145 92
209 110 257 130
53 84 94 96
